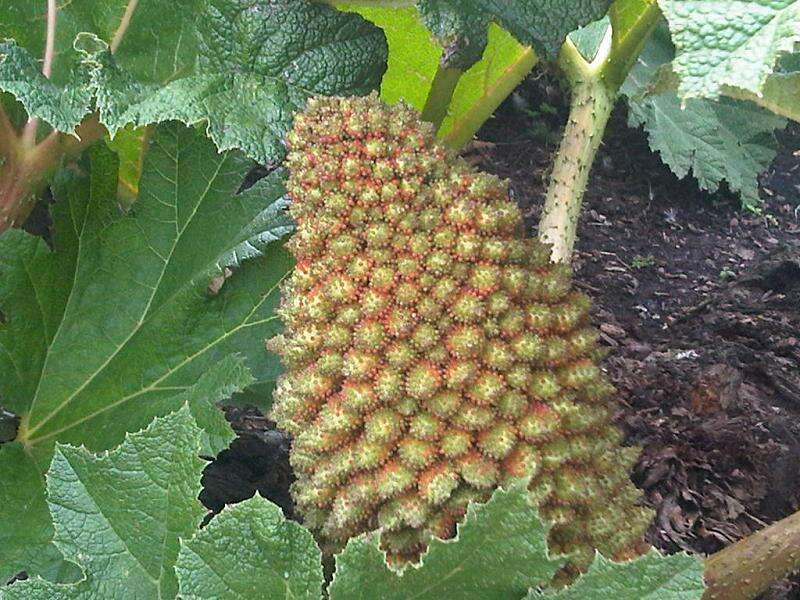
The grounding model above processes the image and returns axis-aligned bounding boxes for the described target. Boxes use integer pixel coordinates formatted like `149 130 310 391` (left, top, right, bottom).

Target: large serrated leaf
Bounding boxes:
0 444 82 585
526 550 705 599
4 123 291 450
327 480 564 600
416 0 612 69
0 0 387 165
622 26 787 208
176 496 324 600
84 0 387 165
1 406 209 599
0 0 199 86
658 0 800 99
0 122 293 580
0 0 199 134
0 41 92 133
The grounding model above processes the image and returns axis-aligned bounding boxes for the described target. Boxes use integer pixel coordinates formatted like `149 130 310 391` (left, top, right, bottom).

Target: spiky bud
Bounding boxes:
272 94 651 577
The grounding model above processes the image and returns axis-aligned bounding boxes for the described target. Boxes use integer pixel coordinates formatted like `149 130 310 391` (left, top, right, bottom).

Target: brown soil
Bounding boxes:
203 79 800 597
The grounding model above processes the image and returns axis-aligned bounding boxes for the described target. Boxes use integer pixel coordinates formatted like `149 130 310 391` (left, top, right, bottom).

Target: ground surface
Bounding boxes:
204 80 800 597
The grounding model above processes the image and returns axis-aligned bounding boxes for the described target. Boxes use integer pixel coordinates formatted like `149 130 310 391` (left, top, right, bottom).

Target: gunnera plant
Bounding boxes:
270 92 652 579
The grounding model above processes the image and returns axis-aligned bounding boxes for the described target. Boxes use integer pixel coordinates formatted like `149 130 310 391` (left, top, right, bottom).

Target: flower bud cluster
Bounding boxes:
271 93 651 574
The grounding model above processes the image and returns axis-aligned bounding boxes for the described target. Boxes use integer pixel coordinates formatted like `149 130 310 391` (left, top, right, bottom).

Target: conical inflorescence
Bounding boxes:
270 93 651 576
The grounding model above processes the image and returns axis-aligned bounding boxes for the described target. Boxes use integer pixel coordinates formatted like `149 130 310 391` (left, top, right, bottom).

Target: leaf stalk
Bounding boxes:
20 0 58 150
0 114 105 233
441 46 539 148
538 0 661 262
420 64 464 132
111 0 141 53
704 508 800 600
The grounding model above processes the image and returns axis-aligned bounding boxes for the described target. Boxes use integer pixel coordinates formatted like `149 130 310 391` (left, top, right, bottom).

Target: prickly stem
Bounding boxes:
538 61 615 263
704 509 800 600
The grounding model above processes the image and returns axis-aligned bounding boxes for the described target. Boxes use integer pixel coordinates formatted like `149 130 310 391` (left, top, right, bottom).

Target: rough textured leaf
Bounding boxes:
526 550 705 599
623 27 786 208
0 122 292 578
0 444 80 585
0 0 199 86
0 0 200 134
0 0 387 165
82 0 387 164
327 480 564 600
175 355 253 456
417 0 612 68
0 41 92 133
417 0 490 69
2 407 208 599
176 496 323 600
658 0 800 99
338 5 536 148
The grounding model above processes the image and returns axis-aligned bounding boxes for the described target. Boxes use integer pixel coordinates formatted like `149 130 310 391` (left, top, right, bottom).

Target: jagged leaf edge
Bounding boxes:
328 477 566 595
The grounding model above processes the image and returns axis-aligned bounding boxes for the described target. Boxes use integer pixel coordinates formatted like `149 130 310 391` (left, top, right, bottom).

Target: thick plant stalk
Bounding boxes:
0 114 105 232
538 43 615 263
703 509 800 600
440 47 538 149
420 64 464 132
0 0 138 233
0 146 52 230
1 0 62 231
538 0 661 263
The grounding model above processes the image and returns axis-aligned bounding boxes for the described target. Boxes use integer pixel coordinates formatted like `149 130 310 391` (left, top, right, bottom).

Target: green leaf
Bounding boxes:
338 5 443 110
2 406 208 599
6 123 291 450
569 17 610 63
338 5 537 148
0 41 92 133
438 25 537 147
526 550 705 599
622 26 787 208
0 0 199 86
416 0 612 68
0 444 81 585
176 496 324 600
725 71 800 123
0 0 387 164
0 0 200 134
84 0 388 164
0 122 292 578
658 0 800 99
173 355 253 457
106 124 150 205
327 479 564 600
417 0 490 69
